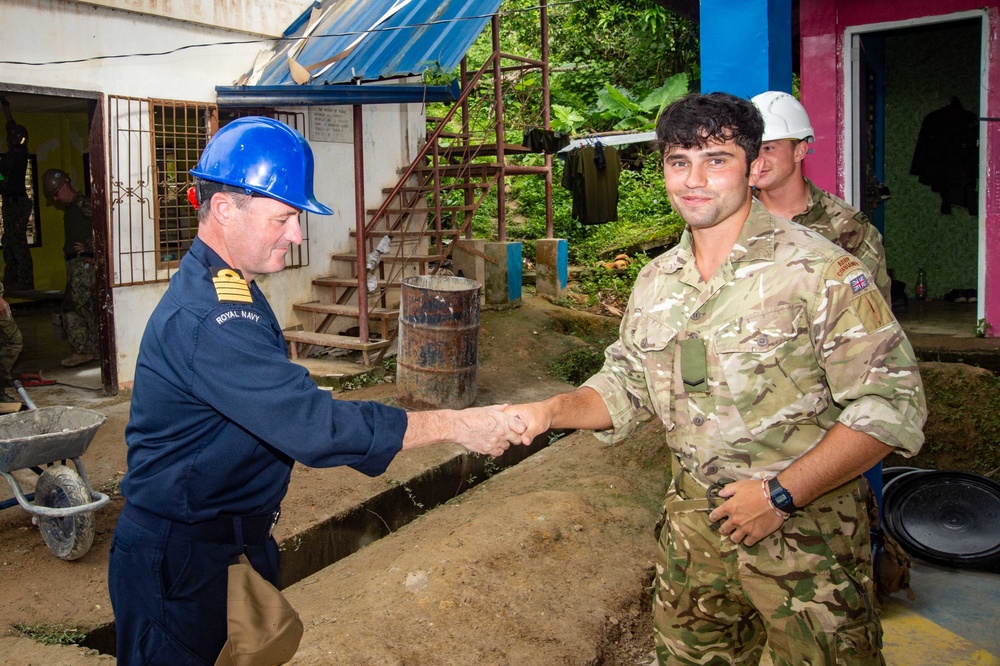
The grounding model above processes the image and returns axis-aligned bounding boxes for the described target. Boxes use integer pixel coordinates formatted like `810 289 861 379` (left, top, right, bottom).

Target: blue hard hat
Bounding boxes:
190 117 333 215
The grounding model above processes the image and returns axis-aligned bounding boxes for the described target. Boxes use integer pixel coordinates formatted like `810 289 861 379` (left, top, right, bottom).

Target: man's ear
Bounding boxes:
793 140 810 164
748 156 764 187
210 192 236 226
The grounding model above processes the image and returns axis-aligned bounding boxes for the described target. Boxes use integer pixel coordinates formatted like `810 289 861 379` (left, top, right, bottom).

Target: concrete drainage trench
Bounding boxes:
79 435 562 658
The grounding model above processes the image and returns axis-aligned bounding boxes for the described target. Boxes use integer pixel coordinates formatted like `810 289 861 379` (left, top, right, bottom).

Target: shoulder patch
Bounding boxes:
832 255 862 279
213 308 263 327
211 267 253 304
851 290 894 333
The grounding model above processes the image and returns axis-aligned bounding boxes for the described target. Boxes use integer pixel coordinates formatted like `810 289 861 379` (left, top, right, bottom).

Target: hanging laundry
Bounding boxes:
909 97 979 215
560 142 621 225
521 126 571 154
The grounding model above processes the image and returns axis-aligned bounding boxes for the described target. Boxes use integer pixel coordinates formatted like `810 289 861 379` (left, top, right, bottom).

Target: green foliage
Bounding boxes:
15 624 88 646
420 61 458 86
890 367 1000 474
461 0 699 136
588 74 689 132
574 254 652 307
551 347 606 386
341 357 397 391
551 104 587 134
544 0 699 122
976 318 993 338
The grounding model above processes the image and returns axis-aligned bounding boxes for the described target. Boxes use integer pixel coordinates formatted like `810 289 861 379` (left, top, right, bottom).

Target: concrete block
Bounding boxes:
535 238 568 297
451 239 486 286
484 241 522 307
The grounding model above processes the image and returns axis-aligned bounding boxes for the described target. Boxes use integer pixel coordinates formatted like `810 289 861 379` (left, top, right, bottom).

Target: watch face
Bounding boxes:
769 478 795 511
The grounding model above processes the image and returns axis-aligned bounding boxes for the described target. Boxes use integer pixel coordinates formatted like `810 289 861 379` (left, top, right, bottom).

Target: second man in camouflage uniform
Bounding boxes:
505 93 925 665
751 90 892 302
43 169 98 367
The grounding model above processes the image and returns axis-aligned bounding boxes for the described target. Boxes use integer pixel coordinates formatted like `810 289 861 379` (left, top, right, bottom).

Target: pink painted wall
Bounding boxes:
799 0 998 335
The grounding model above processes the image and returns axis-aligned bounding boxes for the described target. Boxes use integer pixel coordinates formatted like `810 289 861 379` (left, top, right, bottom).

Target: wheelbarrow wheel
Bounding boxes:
33 464 96 560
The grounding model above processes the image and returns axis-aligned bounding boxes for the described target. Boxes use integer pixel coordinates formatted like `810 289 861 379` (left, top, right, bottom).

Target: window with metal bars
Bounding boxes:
108 97 309 286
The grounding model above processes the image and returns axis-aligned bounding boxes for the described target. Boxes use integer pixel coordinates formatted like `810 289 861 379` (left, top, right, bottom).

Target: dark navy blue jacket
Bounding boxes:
121 237 407 523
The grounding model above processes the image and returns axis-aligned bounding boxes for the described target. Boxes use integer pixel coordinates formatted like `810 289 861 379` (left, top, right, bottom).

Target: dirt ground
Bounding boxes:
0 292 996 665
0 294 670 665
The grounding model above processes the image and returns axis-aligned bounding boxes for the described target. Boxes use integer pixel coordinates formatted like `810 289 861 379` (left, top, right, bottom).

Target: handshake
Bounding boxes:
405 402 552 459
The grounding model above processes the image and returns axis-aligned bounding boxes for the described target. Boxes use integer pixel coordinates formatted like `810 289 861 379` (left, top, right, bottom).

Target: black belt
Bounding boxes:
122 502 280 545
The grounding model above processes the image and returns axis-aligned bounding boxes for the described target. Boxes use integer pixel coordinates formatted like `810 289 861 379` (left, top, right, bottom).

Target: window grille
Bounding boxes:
108 97 309 286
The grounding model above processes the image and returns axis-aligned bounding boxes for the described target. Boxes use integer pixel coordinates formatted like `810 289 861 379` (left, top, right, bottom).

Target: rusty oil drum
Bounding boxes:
396 275 482 410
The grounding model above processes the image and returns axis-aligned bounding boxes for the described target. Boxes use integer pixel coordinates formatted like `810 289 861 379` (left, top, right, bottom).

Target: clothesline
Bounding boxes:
557 130 657 154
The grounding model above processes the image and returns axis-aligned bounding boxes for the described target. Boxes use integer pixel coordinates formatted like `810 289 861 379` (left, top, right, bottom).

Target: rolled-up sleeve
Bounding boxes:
582 309 666 444
814 262 926 456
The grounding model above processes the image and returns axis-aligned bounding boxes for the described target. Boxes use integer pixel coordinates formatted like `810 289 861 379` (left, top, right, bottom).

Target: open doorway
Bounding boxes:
0 88 115 395
847 12 985 336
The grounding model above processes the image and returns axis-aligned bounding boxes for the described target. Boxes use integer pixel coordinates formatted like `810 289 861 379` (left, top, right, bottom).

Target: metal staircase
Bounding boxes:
284 12 553 368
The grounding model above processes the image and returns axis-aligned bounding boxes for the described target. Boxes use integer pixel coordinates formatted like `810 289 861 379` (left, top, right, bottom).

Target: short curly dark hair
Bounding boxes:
655 92 764 175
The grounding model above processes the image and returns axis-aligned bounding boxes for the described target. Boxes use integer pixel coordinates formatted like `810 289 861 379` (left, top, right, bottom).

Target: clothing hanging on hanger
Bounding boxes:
520 126 571 154
560 141 621 225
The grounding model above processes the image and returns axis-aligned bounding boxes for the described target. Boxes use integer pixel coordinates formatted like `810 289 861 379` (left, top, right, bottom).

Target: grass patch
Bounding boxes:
551 347 607 386
15 623 88 646
341 358 397 391
885 365 1000 474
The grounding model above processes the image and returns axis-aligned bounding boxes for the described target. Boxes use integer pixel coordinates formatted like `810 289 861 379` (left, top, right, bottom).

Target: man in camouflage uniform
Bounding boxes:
0 277 23 402
43 169 98 367
506 93 925 665
751 91 891 302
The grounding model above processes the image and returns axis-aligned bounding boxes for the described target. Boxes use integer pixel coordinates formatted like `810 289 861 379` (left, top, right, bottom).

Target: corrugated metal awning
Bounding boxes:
217 0 503 107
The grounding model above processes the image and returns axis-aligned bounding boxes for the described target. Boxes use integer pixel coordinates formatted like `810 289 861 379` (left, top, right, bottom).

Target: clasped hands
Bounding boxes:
448 401 550 458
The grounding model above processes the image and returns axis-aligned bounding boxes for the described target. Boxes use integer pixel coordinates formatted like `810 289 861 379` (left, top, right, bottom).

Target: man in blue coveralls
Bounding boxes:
108 117 527 664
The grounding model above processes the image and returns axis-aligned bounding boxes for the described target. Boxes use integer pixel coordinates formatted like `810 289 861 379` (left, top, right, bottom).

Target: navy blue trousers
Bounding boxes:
108 505 280 665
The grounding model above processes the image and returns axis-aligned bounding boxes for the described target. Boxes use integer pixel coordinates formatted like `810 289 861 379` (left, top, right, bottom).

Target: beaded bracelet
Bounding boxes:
762 478 791 520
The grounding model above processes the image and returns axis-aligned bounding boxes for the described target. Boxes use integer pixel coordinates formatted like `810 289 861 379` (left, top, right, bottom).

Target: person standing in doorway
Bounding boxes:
505 93 925 665
0 96 35 291
751 90 892 303
42 168 98 367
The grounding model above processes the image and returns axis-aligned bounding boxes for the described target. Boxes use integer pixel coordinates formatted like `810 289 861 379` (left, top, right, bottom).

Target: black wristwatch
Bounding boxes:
767 477 799 514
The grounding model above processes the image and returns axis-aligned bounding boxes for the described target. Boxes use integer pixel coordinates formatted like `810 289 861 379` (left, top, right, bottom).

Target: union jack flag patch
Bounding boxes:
850 274 869 293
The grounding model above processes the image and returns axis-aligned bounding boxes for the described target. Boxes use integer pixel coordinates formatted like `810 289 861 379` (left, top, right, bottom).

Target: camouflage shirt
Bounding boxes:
62 194 94 258
793 179 891 303
583 200 925 487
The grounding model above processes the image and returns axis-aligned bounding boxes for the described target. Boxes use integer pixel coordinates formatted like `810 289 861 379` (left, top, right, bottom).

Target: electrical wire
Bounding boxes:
0 0 583 68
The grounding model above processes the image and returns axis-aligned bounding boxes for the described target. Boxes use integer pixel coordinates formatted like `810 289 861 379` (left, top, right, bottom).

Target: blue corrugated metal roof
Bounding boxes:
238 0 503 88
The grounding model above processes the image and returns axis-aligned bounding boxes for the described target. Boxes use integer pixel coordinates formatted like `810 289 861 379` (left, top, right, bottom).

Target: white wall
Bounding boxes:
72 0 310 37
1 0 273 99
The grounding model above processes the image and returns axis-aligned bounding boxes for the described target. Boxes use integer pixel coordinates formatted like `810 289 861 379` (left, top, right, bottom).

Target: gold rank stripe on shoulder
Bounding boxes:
211 267 253 304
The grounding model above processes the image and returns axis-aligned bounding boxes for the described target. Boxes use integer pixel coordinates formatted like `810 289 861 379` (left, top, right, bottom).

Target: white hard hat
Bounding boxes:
751 91 815 142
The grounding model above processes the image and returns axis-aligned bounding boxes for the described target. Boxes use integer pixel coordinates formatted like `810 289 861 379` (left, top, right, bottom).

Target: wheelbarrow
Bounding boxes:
0 382 110 560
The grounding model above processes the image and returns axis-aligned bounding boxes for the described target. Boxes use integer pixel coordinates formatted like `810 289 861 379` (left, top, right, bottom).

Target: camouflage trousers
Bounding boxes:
64 257 98 356
1 196 35 291
653 474 883 666
0 312 23 385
